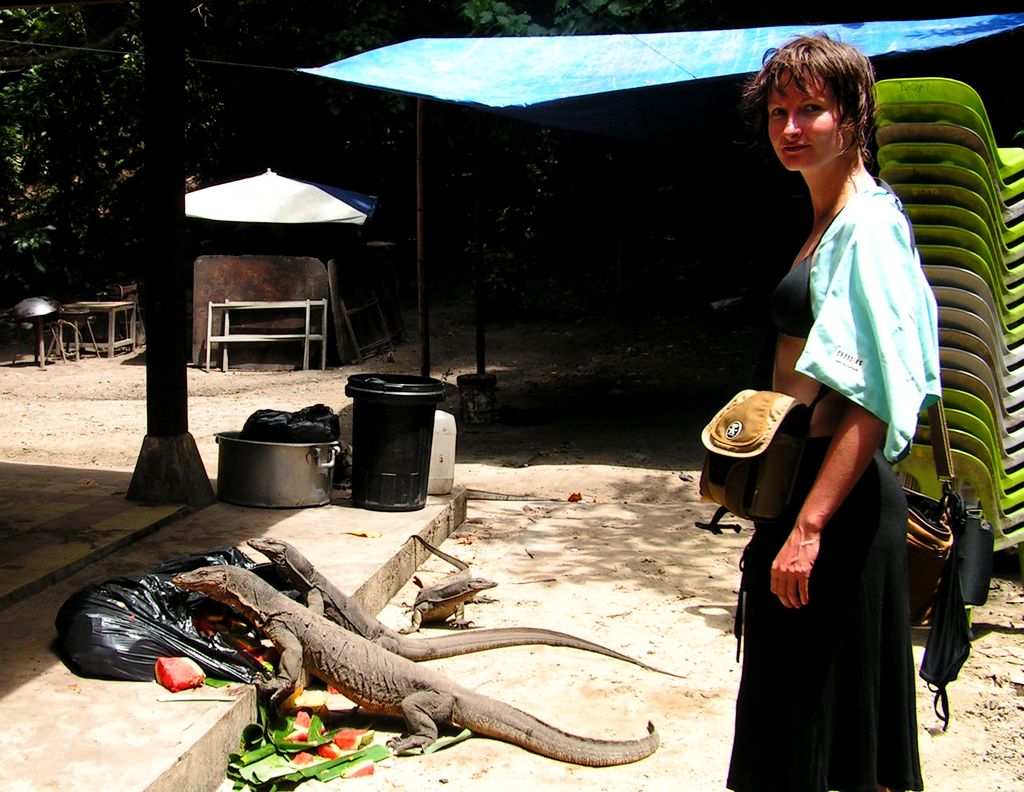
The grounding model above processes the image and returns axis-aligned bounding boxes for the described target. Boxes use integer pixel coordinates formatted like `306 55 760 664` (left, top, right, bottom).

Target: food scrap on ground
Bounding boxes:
154 657 205 693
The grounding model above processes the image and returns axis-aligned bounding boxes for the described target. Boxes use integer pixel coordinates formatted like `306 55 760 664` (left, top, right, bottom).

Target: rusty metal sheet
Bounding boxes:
191 255 330 369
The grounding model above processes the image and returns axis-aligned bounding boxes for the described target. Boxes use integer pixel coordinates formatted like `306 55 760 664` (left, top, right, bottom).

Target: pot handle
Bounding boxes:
307 443 340 470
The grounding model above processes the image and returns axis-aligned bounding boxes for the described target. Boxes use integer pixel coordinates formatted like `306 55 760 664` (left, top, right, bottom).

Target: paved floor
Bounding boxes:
0 464 186 610
0 461 465 792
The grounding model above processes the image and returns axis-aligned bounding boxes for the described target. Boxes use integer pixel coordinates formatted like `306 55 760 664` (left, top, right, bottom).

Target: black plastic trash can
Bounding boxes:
345 373 446 511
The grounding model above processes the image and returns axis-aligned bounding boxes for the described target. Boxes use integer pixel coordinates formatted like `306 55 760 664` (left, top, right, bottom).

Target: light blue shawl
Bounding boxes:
797 186 941 462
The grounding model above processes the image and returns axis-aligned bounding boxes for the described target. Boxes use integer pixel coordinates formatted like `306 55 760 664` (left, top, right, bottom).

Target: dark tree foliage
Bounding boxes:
0 1 1021 317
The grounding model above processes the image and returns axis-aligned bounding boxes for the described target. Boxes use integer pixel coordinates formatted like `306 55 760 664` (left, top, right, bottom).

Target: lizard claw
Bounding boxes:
387 734 432 755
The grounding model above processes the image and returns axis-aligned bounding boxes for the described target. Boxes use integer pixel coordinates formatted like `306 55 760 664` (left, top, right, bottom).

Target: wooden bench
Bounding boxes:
205 299 328 372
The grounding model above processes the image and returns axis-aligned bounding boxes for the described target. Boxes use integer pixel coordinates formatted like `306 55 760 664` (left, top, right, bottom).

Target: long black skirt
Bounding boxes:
726 438 923 792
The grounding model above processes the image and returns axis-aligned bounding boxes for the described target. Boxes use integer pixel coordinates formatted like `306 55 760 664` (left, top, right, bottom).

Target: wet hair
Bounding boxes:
740 33 876 164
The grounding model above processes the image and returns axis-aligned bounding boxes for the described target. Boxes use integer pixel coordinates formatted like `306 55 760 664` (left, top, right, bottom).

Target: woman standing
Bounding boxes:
726 34 940 792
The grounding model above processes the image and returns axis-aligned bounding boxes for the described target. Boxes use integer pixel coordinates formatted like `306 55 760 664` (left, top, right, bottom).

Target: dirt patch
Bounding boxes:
2 291 1022 791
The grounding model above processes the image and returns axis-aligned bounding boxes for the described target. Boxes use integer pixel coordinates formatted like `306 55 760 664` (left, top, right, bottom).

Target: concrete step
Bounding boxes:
0 466 465 792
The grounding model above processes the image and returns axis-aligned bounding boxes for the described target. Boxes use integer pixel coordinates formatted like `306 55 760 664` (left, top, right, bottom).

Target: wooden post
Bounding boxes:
127 0 214 507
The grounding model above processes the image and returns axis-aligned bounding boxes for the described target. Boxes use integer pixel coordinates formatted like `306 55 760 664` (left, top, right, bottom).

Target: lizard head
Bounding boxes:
173 565 277 624
466 577 498 593
173 564 231 594
173 565 248 612
247 537 287 559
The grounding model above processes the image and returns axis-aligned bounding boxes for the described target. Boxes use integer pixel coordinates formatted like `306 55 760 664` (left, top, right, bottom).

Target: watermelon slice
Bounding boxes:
290 751 319 768
333 729 373 751
154 657 206 692
342 759 376 778
316 742 346 760
283 710 313 742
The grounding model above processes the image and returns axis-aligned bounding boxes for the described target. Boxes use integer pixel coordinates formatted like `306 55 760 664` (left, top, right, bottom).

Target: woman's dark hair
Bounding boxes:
740 33 877 164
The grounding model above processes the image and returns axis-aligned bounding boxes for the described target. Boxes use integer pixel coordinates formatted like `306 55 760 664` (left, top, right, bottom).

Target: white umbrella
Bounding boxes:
185 169 377 225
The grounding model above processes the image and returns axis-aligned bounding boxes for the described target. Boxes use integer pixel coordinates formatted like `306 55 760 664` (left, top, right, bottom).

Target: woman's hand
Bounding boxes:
771 528 820 608
768 399 887 608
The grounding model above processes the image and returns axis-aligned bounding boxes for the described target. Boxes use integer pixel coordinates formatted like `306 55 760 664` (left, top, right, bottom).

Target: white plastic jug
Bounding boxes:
427 410 457 495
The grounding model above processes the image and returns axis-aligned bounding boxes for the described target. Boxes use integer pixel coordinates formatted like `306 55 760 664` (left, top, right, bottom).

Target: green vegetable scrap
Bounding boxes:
225 704 390 791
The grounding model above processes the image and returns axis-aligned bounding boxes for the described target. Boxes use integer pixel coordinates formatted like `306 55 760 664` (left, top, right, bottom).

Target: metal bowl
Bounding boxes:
12 296 58 320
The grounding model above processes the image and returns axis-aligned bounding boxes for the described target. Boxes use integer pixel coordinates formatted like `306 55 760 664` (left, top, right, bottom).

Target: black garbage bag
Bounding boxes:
239 404 340 444
151 545 256 575
54 546 267 683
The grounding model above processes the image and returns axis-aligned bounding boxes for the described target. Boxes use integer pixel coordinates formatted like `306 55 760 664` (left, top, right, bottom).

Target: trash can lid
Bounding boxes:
345 373 446 402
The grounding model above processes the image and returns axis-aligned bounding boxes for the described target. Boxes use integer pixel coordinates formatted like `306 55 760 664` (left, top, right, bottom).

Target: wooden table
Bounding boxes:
66 301 137 358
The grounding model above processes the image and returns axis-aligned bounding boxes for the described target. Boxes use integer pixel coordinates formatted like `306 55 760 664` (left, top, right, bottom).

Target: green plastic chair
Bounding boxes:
942 387 1024 460
944 407 1024 479
872 121 1015 193
887 181 1024 246
939 305 1024 370
876 77 1024 184
875 107 1024 189
942 381 1024 457
940 326 1024 386
934 425 1024 498
880 162 1024 226
941 366 1024 441
878 142 1024 206
926 268 1024 342
907 204 1024 269
898 440 1024 547
909 424 1024 510
918 235 1024 300
931 287 1024 378
941 347 1024 421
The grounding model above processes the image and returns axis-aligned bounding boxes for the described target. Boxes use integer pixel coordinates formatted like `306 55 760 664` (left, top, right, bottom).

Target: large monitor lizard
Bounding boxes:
248 537 685 679
173 565 659 766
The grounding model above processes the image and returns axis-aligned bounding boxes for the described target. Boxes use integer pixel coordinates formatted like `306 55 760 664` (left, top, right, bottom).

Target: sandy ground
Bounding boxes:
2 292 1023 791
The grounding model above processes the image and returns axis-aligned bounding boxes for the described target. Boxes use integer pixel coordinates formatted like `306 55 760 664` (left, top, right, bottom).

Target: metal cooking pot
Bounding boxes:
12 296 58 320
215 431 340 508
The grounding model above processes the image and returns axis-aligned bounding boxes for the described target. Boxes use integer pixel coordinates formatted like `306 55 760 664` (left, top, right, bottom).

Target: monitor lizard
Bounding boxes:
401 534 497 632
247 537 686 678
173 565 659 766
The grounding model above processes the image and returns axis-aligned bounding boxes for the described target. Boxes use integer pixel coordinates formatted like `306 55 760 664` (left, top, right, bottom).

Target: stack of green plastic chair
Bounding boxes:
876 77 1024 558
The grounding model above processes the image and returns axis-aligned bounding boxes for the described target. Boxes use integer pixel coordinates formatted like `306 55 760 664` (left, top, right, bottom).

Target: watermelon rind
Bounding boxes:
341 759 375 778
312 745 391 783
423 728 474 754
332 728 375 750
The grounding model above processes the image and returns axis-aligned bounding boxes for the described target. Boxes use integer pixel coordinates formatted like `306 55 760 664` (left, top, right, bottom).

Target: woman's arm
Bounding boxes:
770 400 887 608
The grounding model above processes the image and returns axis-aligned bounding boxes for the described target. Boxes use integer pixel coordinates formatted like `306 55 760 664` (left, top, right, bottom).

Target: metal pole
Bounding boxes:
416 98 430 378
474 113 485 375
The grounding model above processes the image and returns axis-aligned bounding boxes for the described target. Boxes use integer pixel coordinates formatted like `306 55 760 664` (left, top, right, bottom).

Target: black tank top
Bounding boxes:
772 257 814 338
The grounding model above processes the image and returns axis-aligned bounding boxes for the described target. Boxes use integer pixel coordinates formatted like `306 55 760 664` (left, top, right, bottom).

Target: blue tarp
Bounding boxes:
301 14 1024 138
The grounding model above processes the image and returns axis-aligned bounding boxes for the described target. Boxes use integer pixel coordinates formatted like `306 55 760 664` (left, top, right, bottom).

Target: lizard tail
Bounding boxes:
454 692 658 767
404 627 687 679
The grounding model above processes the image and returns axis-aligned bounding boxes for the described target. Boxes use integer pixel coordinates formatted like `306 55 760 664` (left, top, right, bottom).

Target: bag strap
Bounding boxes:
696 505 742 535
927 400 955 486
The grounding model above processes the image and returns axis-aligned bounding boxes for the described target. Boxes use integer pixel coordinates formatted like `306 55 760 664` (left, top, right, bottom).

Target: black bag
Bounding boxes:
958 508 994 606
918 489 972 731
240 403 341 443
54 547 268 683
909 402 973 730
